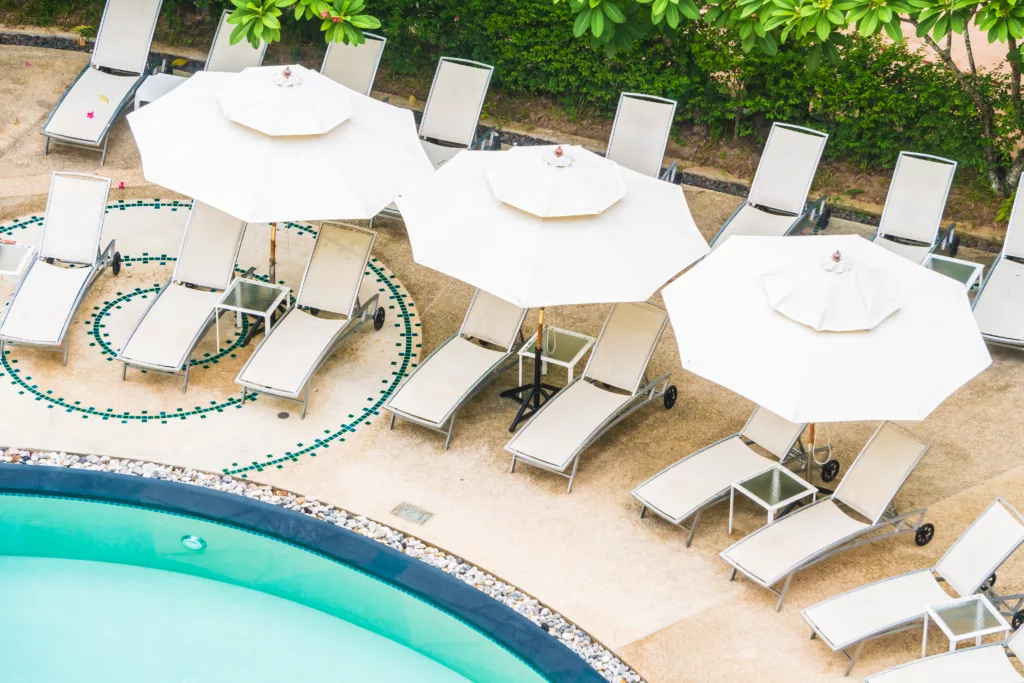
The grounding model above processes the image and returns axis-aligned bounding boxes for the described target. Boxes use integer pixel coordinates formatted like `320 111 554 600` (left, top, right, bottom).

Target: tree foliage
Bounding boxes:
227 0 380 47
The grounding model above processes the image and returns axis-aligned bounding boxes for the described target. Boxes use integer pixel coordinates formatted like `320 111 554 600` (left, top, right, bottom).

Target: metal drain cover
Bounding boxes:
277 412 289 419
391 502 433 525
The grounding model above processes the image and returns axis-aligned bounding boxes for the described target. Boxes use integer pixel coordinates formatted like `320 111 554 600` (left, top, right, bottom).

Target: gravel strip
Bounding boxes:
0 447 643 683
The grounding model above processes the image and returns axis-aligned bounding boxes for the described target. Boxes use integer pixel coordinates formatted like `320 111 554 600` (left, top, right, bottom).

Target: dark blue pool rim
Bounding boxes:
0 464 604 683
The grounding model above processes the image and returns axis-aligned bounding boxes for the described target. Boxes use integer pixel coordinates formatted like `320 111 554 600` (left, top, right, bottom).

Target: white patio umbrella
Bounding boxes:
662 234 990 471
396 144 710 427
128 64 433 281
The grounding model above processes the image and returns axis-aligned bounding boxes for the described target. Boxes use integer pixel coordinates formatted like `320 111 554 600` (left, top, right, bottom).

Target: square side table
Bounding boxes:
923 253 984 290
517 327 596 386
214 278 290 349
922 594 1009 657
729 464 817 534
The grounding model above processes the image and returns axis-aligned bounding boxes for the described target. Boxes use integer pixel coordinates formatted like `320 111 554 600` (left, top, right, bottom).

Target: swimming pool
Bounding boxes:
0 465 600 683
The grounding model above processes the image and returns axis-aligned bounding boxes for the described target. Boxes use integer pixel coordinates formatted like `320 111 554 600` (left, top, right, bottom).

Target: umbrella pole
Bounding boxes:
500 306 561 432
269 221 277 284
807 423 816 481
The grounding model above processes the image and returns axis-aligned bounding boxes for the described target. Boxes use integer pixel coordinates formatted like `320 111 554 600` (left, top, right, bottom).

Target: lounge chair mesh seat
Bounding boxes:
505 302 675 493
42 0 163 162
0 173 117 365
974 187 1024 347
320 32 385 96
606 93 678 181
418 57 494 168
711 123 828 247
802 498 1024 675
632 406 807 545
117 201 246 390
871 152 957 264
864 628 1024 683
237 222 383 418
386 290 526 448
721 422 932 611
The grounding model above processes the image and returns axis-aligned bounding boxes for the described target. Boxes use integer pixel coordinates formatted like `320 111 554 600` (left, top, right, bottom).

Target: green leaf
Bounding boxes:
807 43 822 70
652 0 669 16
760 31 779 54
883 18 903 41
262 13 281 28
816 14 830 40
933 13 949 39
349 14 381 28
823 39 840 63
229 19 250 44
826 8 844 24
666 3 680 27
592 7 605 35
603 2 627 23
573 7 593 36
860 10 878 35
679 0 701 19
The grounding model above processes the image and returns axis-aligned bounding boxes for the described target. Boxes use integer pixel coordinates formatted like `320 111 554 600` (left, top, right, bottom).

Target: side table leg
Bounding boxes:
518 357 523 386
921 616 929 658
728 488 735 535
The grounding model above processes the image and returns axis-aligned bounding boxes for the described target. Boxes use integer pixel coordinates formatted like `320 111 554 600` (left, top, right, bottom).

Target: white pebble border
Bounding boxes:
0 448 643 683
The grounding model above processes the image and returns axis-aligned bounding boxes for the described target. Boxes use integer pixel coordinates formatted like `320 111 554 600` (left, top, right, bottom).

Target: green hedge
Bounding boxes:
1 0 1010 179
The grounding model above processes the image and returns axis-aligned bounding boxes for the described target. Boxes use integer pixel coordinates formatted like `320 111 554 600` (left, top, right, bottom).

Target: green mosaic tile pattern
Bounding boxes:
0 201 419 472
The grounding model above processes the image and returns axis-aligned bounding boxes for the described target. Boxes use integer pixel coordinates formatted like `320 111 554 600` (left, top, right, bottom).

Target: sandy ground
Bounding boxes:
2 44 1024 683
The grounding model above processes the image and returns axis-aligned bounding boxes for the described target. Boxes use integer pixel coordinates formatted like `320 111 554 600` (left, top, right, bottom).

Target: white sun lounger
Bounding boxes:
321 32 386 96
116 202 246 392
721 422 932 611
418 57 495 168
236 222 384 418
802 498 1024 675
135 9 268 110
42 0 164 164
0 173 119 365
864 627 1024 683
505 302 676 493
871 152 958 264
973 187 1024 349
631 406 810 546
607 92 679 182
710 123 829 247
386 289 526 449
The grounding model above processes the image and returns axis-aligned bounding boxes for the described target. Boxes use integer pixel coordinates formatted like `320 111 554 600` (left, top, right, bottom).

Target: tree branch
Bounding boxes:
963 23 978 78
1010 37 1022 122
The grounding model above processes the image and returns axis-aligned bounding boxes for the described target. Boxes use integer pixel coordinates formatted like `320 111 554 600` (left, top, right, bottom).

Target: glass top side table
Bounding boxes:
214 279 290 349
729 464 817 534
922 594 1009 657
517 327 596 386
0 243 35 279
922 254 984 290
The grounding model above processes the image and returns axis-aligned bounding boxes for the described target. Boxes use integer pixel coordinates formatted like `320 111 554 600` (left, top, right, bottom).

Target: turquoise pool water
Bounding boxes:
0 493 550 683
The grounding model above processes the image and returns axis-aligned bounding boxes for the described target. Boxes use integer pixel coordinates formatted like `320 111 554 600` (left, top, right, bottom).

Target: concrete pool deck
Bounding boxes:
3 43 1024 683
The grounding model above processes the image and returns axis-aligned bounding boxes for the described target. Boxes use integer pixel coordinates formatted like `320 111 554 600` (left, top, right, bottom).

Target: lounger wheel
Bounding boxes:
914 523 935 547
981 572 997 591
373 306 386 331
45 257 54 265
820 459 840 483
947 231 960 257
111 251 121 276
816 206 832 232
1012 610 1024 630
663 385 678 409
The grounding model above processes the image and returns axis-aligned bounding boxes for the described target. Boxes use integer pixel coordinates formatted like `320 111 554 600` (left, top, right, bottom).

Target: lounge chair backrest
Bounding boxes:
833 422 929 524
584 303 668 394
935 498 1024 598
606 93 677 178
460 290 526 351
320 32 386 96
172 202 247 291
206 10 267 73
746 123 827 216
296 222 375 317
419 57 493 148
878 152 956 245
1002 187 1024 259
1008 626 1024 660
39 173 111 265
740 406 805 461
92 0 163 75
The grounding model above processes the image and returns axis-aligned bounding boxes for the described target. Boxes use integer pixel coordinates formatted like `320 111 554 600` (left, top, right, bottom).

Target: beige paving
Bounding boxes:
3 44 1024 683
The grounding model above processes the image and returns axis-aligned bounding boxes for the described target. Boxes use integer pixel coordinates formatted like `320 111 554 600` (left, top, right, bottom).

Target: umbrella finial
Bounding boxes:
273 65 302 87
283 66 292 79
555 146 564 158
832 250 842 263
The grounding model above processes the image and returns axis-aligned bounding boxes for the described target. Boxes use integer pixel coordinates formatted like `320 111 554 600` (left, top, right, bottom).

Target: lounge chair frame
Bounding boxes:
117 204 248 392
804 498 1024 675
419 57 495 157
607 92 679 182
237 223 381 418
42 0 164 164
387 290 527 449
0 173 117 366
634 409 819 547
972 188 1024 350
723 422 932 611
320 31 385 96
709 123 829 247
871 152 958 260
506 305 673 493
863 629 1024 683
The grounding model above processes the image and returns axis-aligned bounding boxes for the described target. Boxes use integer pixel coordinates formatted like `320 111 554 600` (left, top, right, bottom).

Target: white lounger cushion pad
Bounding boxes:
715 205 798 246
45 68 139 144
238 309 348 397
974 259 1024 343
507 380 630 471
387 336 506 425
119 284 221 370
0 262 91 344
721 499 869 586
802 569 952 650
865 645 1020 683
633 436 772 523
872 236 930 264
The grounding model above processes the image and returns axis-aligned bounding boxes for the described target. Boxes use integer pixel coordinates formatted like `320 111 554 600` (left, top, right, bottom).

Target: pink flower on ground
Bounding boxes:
24 62 30 67
86 111 95 119
454 15 460 22
118 182 125 190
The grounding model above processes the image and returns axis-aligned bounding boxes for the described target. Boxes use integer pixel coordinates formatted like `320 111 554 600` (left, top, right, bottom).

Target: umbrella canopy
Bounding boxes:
395 146 710 308
662 234 991 423
128 70 433 223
